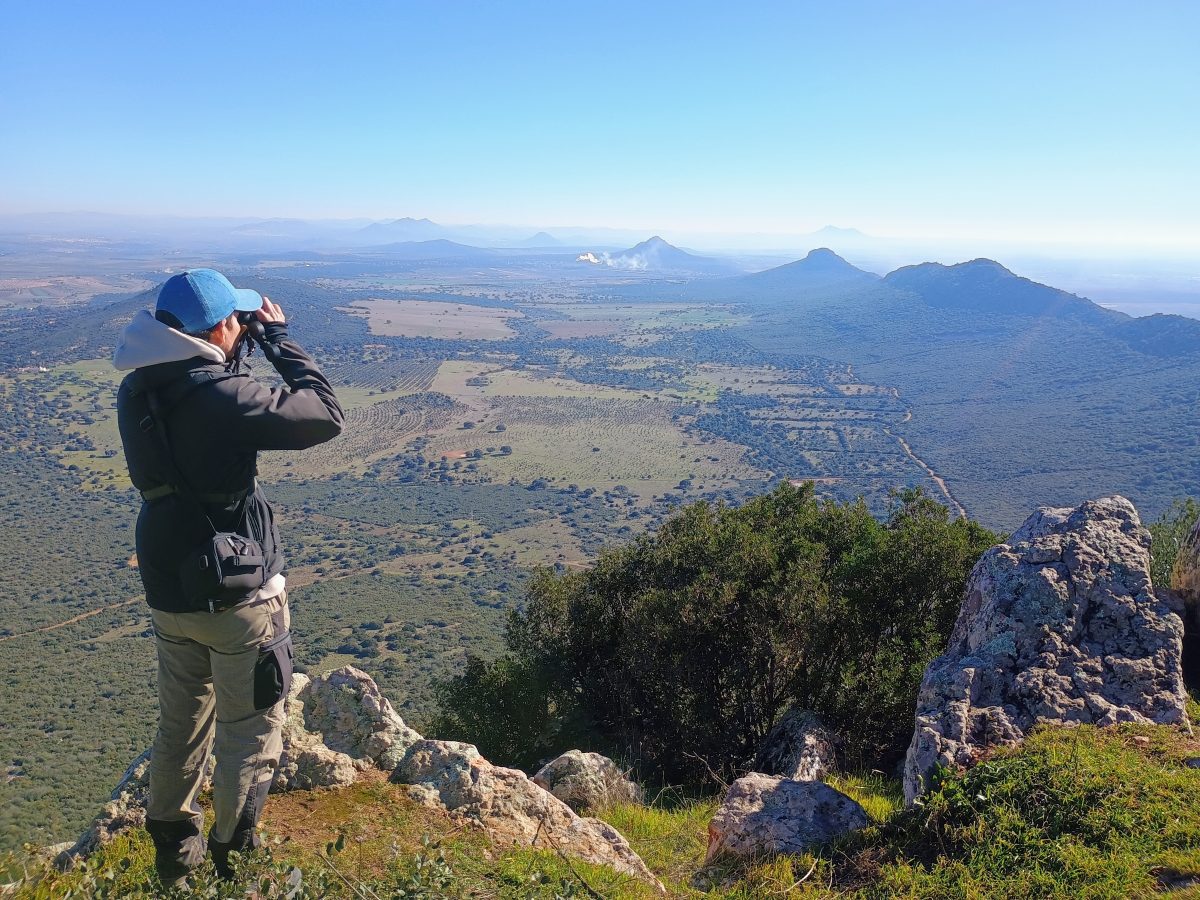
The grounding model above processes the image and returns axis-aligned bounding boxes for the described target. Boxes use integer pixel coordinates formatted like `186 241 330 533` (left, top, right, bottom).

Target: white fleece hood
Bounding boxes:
112 309 227 371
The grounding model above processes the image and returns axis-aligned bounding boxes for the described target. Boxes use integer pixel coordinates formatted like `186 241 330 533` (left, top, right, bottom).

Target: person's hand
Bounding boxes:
256 296 286 324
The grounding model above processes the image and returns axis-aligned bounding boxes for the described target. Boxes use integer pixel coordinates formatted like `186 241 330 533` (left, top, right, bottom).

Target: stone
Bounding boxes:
278 667 424 791
63 749 152 859
704 773 867 863
276 673 364 792
752 708 837 782
532 750 644 812
394 739 664 891
903 496 1189 804
298 666 422 770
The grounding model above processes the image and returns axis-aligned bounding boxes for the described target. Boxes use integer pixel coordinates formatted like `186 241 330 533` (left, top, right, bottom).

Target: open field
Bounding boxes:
344 298 523 339
424 395 761 497
0 274 153 308
6 360 130 490
537 301 746 334
430 359 654 405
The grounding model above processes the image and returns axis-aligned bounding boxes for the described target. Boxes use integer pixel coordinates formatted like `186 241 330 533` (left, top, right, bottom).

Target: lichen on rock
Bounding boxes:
903 495 1189 803
394 739 664 891
751 708 837 782
705 773 867 863
532 749 644 812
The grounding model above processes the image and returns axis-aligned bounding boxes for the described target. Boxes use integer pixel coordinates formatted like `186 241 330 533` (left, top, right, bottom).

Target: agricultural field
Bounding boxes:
344 298 523 339
0 273 154 308
319 353 440 400
534 301 746 338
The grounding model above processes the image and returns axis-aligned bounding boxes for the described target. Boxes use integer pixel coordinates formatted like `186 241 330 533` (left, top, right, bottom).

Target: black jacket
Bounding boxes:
115 320 343 611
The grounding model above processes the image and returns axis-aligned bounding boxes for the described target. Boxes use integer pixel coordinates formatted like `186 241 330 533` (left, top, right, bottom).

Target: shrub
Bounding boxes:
1149 497 1200 589
436 482 999 781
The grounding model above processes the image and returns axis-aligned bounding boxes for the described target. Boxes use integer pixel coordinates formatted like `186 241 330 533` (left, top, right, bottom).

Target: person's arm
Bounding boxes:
227 301 345 450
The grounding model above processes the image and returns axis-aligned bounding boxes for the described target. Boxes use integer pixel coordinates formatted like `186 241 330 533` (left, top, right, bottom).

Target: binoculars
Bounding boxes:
237 311 267 342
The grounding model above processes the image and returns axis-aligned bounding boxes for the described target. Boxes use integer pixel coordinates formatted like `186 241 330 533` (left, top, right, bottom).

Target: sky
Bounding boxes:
2 0 1198 247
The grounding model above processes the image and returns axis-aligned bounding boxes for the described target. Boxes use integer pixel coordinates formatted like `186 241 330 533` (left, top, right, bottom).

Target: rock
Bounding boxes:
532 750 644 812
276 673 364 791
298 666 422 770
63 749 153 859
704 773 867 863
394 739 664 891
903 496 1189 804
752 709 837 781
278 667 423 791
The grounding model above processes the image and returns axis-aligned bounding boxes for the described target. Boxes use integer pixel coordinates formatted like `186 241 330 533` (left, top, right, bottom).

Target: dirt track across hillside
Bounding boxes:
886 421 968 519
0 597 141 643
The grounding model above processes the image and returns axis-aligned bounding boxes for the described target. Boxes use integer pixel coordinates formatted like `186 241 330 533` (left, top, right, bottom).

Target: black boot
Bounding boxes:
145 816 206 887
208 816 260 880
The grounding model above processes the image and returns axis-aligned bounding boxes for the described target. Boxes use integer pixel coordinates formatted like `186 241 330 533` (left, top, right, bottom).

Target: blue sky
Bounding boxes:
2 0 1197 245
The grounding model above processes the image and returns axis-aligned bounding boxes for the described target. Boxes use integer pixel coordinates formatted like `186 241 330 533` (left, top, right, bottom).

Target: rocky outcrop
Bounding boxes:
532 750 644 812
276 673 363 791
704 774 867 863
278 666 423 790
297 665 422 770
903 496 1189 803
62 749 153 860
752 709 837 782
67 668 660 888
394 740 664 891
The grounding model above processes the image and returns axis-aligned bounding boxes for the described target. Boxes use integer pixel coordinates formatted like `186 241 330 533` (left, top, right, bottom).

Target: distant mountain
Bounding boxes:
1114 313 1200 357
735 248 880 290
370 239 495 260
517 231 561 247
805 225 870 241
580 236 736 274
883 259 1124 325
356 218 448 245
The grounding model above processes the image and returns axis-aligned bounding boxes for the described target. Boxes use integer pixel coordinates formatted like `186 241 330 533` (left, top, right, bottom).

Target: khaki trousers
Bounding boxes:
146 591 292 876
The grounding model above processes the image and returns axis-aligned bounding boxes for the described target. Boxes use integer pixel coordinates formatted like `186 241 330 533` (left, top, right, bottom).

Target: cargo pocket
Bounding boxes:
253 630 293 710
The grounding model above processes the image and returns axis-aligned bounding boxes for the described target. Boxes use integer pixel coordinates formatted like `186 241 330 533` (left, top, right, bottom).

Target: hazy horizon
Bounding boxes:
4 1 1198 250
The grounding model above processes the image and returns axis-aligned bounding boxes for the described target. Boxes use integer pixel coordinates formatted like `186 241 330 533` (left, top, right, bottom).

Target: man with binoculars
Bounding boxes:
113 268 344 886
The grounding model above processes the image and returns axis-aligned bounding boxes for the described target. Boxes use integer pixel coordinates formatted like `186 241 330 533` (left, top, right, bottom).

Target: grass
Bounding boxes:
14 723 1199 897
346 299 524 340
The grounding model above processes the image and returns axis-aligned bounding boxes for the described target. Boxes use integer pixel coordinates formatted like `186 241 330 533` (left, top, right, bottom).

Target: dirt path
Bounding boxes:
885 424 968 519
0 597 141 643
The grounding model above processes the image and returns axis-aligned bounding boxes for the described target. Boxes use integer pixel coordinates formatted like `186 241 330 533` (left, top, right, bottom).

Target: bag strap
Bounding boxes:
135 372 252 535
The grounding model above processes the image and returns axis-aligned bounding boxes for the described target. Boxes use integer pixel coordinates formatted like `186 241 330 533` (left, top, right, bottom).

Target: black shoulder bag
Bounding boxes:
140 382 267 613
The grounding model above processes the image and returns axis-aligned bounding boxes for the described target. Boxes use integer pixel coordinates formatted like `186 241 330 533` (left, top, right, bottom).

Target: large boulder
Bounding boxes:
752 708 837 782
394 740 664 891
532 750 644 812
278 666 424 791
276 673 364 791
903 496 1189 803
704 773 867 863
298 666 422 770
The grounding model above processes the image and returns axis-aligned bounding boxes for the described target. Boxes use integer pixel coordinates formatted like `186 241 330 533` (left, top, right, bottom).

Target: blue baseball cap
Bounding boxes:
155 268 262 333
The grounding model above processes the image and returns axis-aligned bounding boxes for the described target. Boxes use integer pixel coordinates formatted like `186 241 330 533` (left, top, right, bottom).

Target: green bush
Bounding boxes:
1149 497 1200 589
436 482 999 781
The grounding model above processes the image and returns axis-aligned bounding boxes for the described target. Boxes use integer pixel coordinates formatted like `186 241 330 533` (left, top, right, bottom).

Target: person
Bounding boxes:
113 268 343 886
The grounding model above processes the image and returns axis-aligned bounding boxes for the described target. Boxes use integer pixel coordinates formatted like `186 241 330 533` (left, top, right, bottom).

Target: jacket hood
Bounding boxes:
112 309 226 371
